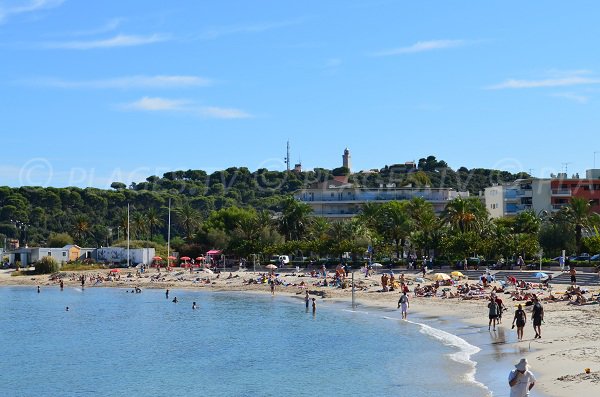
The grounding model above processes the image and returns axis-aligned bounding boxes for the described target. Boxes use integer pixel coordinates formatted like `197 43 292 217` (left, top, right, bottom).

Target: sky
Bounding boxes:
1 0 600 188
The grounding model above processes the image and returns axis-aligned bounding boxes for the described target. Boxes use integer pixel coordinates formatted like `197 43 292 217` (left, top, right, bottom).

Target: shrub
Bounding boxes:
34 256 60 274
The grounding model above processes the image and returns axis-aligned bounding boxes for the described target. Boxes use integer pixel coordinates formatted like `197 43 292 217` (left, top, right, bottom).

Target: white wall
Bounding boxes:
484 186 504 218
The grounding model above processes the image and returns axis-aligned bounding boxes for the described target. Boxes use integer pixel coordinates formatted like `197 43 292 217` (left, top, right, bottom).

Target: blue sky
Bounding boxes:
1 0 600 188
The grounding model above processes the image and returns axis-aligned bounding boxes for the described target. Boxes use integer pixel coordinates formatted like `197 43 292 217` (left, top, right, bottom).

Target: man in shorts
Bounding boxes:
532 296 544 339
570 266 577 287
398 292 410 320
488 296 499 331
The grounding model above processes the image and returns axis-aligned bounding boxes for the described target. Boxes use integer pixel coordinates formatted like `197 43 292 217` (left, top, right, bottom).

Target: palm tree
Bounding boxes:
565 197 593 253
72 215 89 244
278 196 312 241
443 197 487 233
131 212 148 240
378 201 411 260
174 203 202 240
145 207 163 240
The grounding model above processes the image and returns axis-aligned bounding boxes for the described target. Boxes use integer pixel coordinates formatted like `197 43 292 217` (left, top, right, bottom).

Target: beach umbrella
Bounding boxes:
534 272 548 279
432 273 450 281
195 257 204 261
180 256 191 261
152 256 162 260
371 263 383 268
109 268 120 273
265 264 278 270
451 271 464 278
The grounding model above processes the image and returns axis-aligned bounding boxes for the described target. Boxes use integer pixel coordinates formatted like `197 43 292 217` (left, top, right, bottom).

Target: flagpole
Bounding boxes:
167 198 171 269
127 203 130 267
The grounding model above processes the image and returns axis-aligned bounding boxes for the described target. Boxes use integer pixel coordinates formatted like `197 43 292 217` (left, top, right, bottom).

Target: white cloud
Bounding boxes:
44 33 169 49
28 75 212 89
199 18 303 40
371 39 467 56
488 76 600 90
550 92 590 104
198 106 252 119
120 97 253 119
0 0 64 24
121 97 190 111
67 17 124 37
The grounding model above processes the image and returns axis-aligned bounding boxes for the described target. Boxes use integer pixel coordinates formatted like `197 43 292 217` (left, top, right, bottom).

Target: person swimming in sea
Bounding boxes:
192 302 197 310
172 297 178 303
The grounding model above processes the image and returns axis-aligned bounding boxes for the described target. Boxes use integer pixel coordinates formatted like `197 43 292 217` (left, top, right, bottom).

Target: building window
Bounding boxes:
62 252 67 257
47 251 51 256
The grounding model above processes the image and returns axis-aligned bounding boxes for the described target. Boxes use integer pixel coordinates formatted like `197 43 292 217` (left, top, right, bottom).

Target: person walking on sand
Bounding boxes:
488 296 499 331
532 296 544 339
495 295 506 324
508 358 536 397
398 292 410 320
512 304 527 341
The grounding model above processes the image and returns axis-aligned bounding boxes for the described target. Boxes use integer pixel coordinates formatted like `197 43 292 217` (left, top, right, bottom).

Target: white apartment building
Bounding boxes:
484 179 552 218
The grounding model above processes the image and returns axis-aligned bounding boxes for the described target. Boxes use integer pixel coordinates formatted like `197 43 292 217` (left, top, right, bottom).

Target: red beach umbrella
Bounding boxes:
180 256 191 261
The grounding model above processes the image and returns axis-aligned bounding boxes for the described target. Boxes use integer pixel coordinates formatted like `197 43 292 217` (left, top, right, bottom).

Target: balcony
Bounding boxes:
551 189 571 197
552 203 568 210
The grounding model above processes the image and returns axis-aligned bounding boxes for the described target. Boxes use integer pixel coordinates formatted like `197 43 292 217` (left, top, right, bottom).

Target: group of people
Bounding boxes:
488 292 544 340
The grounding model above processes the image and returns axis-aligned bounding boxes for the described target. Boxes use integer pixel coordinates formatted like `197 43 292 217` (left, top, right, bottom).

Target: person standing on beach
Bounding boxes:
532 296 544 339
60 280 64 290
569 266 577 287
508 358 535 397
495 295 506 324
488 296 499 331
513 304 526 341
270 276 275 295
397 292 409 320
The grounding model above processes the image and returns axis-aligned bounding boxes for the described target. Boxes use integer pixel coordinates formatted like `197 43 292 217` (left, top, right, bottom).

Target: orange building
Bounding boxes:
550 169 600 213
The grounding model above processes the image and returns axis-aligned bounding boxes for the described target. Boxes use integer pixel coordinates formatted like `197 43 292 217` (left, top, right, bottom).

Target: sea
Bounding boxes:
0 286 542 397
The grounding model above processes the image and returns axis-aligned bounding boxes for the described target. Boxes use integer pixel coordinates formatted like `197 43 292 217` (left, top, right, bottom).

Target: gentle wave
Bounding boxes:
407 319 493 396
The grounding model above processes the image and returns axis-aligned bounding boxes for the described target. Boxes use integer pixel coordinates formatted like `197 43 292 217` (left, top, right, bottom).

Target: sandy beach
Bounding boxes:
2 267 599 397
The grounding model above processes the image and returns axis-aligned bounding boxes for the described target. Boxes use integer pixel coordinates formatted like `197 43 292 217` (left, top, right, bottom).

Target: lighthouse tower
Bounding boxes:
342 147 351 172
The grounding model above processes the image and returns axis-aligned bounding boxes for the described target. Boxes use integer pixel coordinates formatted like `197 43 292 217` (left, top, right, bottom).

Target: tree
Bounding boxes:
145 207 163 240
378 201 411 260
564 197 593 254
110 182 126 190
278 196 312 241
72 215 90 244
131 212 148 240
47 232 74 247
174 203 202 240
443 197 488 233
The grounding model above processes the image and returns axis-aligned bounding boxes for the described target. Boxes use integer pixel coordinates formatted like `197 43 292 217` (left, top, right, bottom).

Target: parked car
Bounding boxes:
590 254 600 261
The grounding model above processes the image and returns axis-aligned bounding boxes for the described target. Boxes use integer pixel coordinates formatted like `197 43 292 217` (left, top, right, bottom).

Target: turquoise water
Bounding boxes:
0 287 490 396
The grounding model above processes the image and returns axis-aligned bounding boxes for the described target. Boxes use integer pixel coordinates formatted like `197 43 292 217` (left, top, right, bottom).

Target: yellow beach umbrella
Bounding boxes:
451 271 464 278
432 273 451 281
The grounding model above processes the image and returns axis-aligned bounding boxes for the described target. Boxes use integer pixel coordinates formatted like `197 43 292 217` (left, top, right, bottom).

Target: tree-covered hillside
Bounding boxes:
0 155 528 249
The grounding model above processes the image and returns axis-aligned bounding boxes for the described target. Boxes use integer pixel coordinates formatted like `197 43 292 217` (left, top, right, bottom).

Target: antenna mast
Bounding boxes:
285 140 291 172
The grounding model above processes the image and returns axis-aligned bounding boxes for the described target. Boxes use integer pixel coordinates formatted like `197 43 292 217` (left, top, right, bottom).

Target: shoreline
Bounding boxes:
2 268 599 396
